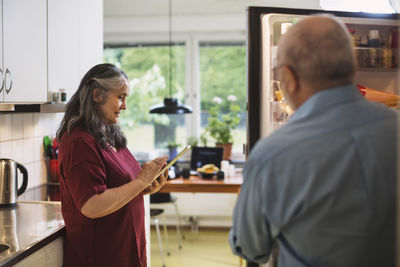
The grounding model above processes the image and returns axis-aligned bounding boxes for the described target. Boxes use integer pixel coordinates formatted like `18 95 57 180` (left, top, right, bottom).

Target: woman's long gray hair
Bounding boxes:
56 63 128 149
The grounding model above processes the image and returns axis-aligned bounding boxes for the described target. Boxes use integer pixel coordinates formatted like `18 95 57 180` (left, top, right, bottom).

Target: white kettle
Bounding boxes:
0 159 28 207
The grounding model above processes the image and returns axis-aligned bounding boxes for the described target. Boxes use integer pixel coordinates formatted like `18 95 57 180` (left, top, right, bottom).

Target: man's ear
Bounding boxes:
282 66 299 95
92 88 103 103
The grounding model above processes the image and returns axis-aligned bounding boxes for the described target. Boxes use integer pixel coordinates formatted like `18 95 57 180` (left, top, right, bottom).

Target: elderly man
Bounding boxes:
229 15 396 267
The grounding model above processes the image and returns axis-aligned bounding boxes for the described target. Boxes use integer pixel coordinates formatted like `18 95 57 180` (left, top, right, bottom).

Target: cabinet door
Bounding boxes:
0 0 3 102
3 0 47 103
78 0 103 76
48 0 80 102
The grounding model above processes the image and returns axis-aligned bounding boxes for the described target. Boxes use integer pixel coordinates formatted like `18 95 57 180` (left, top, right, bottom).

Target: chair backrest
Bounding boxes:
190 146 223 170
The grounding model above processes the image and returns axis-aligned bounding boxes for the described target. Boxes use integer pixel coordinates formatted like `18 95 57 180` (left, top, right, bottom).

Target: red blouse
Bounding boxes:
59 126 146 267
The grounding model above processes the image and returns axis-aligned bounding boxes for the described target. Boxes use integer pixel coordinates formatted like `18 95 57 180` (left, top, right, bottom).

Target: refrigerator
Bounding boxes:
245 6 399 267
247 6 400 152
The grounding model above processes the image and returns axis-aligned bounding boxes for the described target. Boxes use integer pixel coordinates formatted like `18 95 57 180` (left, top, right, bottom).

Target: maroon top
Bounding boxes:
58 126 146 267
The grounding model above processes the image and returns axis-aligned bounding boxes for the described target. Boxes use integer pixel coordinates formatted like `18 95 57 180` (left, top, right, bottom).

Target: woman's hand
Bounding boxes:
138 156 168 187
143 167 169 195
80 156 168 219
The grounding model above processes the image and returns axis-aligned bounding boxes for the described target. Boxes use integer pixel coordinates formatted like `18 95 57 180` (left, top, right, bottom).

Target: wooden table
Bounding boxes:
158 174 243 193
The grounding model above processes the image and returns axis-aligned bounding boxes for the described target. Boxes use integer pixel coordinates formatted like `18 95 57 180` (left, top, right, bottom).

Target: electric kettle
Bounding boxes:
0 159 28 207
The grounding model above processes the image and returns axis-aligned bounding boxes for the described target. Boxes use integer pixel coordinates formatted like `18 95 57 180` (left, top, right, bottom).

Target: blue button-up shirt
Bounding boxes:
229 85 397 266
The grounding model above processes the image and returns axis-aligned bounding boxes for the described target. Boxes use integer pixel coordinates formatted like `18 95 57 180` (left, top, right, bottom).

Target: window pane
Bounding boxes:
199 42 246 161
104 44 187 160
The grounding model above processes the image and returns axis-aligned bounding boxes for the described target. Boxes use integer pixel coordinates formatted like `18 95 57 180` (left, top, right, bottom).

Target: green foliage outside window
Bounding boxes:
199 44 246 112
205 95 241 144
104 45 186 128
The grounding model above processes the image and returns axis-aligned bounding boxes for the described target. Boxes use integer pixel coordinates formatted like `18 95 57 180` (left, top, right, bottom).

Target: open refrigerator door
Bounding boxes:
247 7 400 152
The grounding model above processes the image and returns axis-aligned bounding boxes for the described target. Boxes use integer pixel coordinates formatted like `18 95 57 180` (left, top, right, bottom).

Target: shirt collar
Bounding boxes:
289 84 363 121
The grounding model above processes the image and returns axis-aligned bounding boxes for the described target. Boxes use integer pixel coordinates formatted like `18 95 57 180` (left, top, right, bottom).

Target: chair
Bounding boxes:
150 193 185 249
150 208 170 267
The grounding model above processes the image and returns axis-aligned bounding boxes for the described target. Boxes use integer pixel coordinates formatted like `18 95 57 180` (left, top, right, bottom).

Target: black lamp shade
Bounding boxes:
149 98 192 114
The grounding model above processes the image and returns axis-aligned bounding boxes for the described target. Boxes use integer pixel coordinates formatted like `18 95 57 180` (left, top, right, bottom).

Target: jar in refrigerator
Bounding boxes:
368 29 380 47
368 48 378 67
355 49 367 68
382 35 393 69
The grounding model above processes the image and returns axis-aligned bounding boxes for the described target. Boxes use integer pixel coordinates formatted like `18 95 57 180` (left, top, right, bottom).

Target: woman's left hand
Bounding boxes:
143 167 169 195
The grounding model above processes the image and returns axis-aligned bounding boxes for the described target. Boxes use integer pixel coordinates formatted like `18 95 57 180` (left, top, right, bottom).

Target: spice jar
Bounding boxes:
59 88 67 103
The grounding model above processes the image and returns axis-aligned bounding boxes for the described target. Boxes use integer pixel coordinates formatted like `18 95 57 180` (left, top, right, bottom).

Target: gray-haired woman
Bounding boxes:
57 63 168 267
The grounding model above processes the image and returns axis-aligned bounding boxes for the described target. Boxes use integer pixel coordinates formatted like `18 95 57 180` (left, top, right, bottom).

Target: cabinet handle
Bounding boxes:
5 68 12 94
0 69 3 93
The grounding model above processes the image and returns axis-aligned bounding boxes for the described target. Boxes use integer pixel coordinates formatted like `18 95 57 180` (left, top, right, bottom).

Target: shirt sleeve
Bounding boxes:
62 137 107 210
229 158 274 263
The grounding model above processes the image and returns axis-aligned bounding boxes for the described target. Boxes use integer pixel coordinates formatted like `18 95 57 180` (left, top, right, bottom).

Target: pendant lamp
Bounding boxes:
149 0 192 114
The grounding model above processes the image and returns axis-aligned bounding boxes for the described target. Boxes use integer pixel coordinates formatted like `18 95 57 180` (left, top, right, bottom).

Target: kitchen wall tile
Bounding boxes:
2 112 64 189
33 137 44 161
23 138 35 164
22 114 34 139
0 141 14 159
12 114 24 140
25 162 36 189
36 160 48 186
0 114 12 141
18 191 27 201
33 113 44 137
43 114 54 137
49 114 62 136
35 185 48 201
12 139 24 164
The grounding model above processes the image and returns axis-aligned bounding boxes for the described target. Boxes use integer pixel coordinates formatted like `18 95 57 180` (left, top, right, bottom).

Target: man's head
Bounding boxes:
276 15 356 110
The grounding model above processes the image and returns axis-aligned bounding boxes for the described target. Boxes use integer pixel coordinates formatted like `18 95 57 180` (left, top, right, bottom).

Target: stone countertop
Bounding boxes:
0 201 65 267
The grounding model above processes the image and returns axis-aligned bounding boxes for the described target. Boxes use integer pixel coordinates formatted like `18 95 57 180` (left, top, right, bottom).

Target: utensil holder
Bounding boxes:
48 159 60 183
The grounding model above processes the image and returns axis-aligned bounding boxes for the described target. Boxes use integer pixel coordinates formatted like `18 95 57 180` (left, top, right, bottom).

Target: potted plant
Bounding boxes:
205 95 241 160
166 141 180 159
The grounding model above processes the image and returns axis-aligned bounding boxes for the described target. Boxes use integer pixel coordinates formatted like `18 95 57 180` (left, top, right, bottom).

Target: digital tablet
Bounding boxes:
153 145 192 181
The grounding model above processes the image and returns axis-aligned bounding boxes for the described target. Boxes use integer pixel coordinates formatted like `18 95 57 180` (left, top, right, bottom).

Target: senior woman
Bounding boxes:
57 63 168 267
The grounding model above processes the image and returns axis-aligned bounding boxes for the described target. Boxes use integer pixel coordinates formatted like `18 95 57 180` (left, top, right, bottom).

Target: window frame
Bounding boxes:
104 31 247 161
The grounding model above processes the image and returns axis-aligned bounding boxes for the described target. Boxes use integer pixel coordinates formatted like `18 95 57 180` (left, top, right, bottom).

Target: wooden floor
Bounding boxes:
150 227 241 267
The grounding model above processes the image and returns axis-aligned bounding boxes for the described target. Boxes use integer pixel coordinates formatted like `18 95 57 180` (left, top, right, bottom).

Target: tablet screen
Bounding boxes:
153 145 192 181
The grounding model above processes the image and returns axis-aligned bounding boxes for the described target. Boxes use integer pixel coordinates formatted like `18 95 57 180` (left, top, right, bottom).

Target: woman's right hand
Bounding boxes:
138 156 168 186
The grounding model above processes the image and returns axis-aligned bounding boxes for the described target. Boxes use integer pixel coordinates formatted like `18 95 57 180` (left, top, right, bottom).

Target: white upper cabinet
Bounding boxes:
48 0 103 101
78 0 103 78
48 0 80 101
0 1 3 102
0 0 103 105
2 0 47 103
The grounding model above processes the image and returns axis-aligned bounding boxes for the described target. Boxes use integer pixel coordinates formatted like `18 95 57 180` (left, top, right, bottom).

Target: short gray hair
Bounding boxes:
277 14 356 88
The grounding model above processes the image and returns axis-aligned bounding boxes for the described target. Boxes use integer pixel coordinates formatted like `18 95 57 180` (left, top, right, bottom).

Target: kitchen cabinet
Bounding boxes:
0 0 102 105
77 0 103 81
48 0 103 101
1 0 47 103
48 0 80 102
13 237 63 267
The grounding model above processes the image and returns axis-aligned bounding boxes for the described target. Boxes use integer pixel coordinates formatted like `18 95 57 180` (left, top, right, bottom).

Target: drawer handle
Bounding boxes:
5 68 12 94
0 68 3 93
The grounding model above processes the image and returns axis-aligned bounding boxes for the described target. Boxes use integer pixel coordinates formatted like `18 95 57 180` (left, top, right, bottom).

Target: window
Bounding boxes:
104 39 247 162
104 44 188 159
199 42 246 159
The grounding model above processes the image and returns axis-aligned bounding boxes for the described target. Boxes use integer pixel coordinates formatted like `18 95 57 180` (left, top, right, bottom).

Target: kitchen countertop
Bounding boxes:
0 201 65 267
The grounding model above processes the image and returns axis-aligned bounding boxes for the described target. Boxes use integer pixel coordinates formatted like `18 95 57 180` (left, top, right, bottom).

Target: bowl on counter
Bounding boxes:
199 171 217 179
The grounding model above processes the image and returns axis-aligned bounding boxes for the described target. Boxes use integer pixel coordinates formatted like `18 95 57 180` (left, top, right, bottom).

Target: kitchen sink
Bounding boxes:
0 244 9 254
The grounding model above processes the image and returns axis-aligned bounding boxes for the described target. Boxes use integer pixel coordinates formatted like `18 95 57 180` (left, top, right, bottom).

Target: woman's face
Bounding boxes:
98 85 129 125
